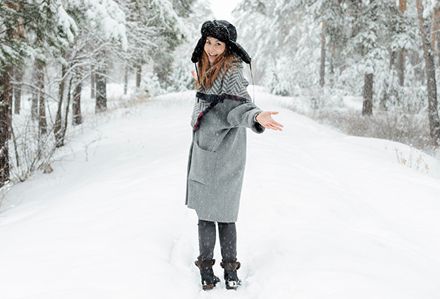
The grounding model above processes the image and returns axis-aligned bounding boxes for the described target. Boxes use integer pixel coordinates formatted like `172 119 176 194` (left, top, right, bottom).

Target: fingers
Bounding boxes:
271 124 283 131
271 120 284 127
263 121 283 131
191 70 197 80
267 115 284 128
258 111 283 131
268 125 282 131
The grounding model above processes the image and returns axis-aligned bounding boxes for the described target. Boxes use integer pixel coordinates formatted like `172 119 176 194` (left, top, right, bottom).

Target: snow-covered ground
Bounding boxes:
1 88 440 299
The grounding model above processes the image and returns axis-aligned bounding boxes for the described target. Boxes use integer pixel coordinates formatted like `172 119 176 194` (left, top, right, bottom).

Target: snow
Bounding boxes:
75 0 128 50
57 5 78 44
1 87 440 298
210 0 240 20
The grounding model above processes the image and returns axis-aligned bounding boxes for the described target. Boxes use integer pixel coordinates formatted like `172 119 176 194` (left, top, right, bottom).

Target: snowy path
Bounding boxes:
1 90 440 299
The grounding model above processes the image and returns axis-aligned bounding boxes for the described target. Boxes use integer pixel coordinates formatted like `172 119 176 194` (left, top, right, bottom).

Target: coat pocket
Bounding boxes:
188 141 217 185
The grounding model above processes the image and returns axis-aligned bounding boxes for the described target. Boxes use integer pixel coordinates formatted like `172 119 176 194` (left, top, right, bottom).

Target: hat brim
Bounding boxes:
191 37 206 63
191 38 251 65
228 41 251 64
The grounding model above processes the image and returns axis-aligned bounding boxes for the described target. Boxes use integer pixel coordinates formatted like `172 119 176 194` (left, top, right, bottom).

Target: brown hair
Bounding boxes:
195 47 239 90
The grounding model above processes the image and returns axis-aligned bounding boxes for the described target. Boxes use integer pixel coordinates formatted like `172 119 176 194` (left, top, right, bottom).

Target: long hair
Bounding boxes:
196 47 238 90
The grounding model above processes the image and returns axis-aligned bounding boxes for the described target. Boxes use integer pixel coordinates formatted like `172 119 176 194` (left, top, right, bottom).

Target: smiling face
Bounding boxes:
204 36 226 65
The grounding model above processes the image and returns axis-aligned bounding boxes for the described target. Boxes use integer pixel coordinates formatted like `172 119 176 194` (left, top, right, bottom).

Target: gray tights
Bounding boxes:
198 219 237 261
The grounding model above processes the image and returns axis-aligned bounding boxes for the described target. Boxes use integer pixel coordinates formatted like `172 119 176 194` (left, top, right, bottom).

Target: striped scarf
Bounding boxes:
193 62 251 132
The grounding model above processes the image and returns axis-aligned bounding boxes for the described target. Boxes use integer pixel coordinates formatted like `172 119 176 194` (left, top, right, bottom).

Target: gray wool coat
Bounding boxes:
185 59 265 223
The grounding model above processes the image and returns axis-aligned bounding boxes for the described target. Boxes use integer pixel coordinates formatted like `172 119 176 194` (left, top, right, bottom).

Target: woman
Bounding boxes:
185 20 283 290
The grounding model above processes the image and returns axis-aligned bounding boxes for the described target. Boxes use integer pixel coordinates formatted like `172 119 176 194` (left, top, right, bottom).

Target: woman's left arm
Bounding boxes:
224 63 284 133
227 104 284 132
227 102 265 133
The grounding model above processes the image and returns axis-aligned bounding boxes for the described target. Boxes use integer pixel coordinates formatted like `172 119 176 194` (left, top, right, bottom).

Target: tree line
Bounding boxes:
0 0 205 189
235 0 440 148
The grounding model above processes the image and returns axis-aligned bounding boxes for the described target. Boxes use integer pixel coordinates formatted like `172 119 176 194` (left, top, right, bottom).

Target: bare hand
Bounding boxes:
256 111 283 131
191 70 198 81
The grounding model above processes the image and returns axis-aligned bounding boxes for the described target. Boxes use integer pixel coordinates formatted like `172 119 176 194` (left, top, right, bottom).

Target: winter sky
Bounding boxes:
210 0 240 21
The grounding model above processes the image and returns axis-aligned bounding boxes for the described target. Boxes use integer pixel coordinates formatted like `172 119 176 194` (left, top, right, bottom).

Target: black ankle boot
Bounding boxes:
220 259 241 290
194 258 221 290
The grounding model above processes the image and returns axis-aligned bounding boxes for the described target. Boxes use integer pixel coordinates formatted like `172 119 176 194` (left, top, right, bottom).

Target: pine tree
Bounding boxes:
167 0 213 92
147 0 194 89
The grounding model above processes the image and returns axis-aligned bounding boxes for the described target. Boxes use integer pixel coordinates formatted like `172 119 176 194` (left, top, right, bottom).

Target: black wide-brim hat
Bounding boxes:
191 20 251 64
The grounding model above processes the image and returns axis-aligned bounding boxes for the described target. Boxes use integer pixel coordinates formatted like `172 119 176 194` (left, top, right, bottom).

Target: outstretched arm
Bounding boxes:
226 102 265 133
223 61 283 132
226 104 284 133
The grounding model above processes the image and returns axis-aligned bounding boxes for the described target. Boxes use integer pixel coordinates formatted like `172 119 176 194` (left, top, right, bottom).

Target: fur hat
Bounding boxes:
191 20 251 64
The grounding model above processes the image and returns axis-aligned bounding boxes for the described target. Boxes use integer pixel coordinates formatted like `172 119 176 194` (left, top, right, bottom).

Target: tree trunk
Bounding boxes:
399 0 406 11
362 73 373 116
31 65 38 121
95 68 107 113
7 69 12 138
397 49 405 86
72 67 83 125
55 64 66 147
416 0 440 145
319 21 326 88
379 50 396 111
60 76 74 147
397 0 407 86
90 66 96 99
36 60 47 135
0 66 12 187
136 63 142 89
432 6 440 65
329 39 337 88
13 65 23 114
124 64 128 95
437 33 440 67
